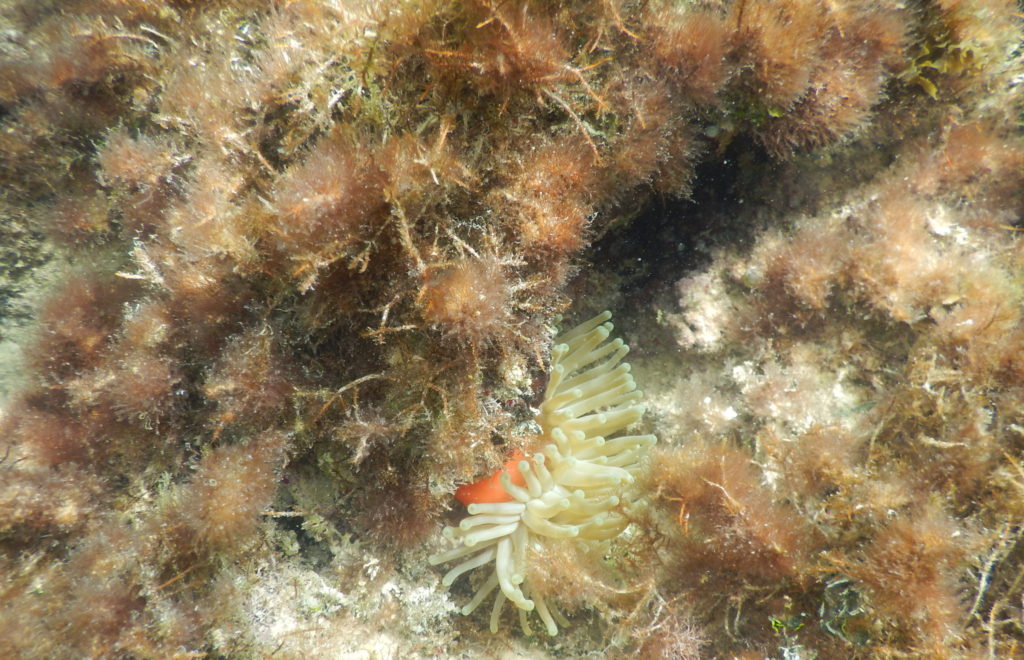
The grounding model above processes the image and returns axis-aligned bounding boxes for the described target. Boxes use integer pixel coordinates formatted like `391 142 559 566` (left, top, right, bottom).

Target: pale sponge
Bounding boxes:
428 311 656 635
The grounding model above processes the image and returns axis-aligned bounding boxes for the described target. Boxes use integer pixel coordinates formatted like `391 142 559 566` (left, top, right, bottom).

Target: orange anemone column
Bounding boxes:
454 450 527 505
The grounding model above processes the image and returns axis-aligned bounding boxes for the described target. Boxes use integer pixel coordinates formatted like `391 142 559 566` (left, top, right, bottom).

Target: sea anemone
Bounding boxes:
428 311 656 635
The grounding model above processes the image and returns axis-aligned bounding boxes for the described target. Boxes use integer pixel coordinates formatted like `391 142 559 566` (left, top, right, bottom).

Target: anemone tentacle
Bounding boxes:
428 311 654 636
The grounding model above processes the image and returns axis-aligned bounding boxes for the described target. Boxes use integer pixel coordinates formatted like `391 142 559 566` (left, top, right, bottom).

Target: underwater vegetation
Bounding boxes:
0 0 1021 657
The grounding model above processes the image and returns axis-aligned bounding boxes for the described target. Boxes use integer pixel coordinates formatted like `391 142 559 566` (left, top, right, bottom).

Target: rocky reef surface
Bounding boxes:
0 1 1022 658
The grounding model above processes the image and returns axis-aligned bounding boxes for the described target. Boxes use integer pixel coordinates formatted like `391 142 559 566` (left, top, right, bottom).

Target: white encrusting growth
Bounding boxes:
428 311 656 636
